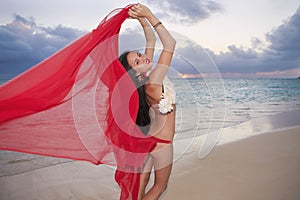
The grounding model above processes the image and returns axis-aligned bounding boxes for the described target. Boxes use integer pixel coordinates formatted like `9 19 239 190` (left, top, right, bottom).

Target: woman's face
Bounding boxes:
126 51 152 74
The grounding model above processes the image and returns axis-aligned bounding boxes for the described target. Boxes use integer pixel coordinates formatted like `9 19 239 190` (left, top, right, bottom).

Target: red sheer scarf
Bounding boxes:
0 5 158 200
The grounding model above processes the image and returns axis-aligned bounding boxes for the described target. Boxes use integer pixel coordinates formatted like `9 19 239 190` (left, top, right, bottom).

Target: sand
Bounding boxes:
166 126 300 200
1 111 300 200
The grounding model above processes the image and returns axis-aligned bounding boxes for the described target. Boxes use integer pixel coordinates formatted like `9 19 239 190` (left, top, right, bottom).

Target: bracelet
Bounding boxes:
153 21 162 29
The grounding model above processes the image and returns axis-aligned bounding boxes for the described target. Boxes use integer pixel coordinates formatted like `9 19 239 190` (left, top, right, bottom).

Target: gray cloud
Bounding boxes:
0 15 85 79
145 0 222 24
1 5 300 80
266 6 300 60
119 27 145 53
251 37 265 50
177 6 300 76
175 40 218 74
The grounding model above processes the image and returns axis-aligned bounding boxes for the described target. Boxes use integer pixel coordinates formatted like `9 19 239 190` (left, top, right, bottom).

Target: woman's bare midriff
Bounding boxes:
148 104 176 141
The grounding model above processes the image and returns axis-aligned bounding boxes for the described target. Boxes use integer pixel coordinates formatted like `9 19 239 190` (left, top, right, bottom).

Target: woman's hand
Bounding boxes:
128 3 152 19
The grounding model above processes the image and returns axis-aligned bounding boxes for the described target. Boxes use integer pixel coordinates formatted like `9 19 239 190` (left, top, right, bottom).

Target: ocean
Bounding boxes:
171 77 300 139
1 77 300 138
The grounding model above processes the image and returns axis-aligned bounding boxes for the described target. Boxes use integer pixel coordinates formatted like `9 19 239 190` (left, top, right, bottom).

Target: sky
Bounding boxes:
0 0 300 78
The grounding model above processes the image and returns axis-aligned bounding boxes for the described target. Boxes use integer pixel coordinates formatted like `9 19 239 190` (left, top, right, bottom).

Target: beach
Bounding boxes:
166 112 300 200
1 110 299 200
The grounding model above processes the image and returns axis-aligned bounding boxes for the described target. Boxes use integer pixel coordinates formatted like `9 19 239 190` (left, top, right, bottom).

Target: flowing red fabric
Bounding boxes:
0 5 161 200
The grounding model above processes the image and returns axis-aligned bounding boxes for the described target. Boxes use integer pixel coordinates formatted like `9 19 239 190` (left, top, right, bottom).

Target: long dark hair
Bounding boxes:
118 51 150 135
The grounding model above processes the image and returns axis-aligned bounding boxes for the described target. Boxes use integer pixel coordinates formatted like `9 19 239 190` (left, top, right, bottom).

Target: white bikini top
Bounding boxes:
158 76 176 114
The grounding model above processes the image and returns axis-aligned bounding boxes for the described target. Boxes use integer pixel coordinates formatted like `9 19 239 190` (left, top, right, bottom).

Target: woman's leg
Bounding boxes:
138 155 153 200
142 143 173 200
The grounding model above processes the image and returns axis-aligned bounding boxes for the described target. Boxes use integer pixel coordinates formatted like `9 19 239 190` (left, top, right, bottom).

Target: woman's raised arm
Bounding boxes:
138 18 156 61
128 3 176 100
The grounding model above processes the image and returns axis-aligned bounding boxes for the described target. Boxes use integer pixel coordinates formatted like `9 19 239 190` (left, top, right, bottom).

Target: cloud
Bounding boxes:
174 40 218 74
119 27 145 53
1 5 300 80
0 14 86 79
266 6 300 60
251 37 265 50
144 0 222 24
177 6 300 77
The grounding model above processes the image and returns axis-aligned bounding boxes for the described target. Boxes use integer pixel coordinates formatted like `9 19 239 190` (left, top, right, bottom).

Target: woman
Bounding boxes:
0 4 174 200
119 3 176 200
